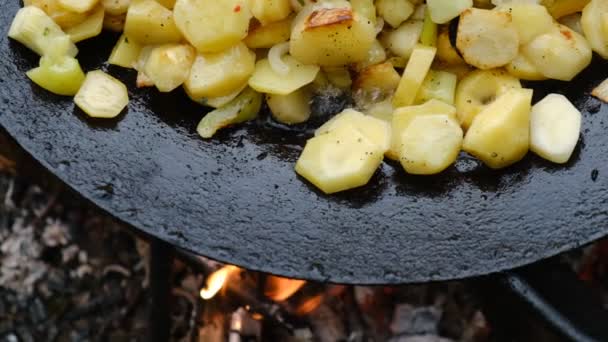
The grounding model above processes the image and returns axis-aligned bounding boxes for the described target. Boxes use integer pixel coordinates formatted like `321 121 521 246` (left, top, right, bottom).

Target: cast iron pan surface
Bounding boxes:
2 1 608 284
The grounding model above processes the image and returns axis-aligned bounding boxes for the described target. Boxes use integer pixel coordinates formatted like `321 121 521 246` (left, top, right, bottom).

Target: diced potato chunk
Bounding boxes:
353 62 401 95
545 0 590 19
364 99 394 122
495 3 553 45
399 115 463 175
243 18 291 49
426 0 472 24
523 25 592 81
350 0 376 24
124 0 182 45
8 6 78 57
376 0 414 28
66 5 104 43
456 8 519 69
25 0 90 29
353 40 387 71
155 0 176 9
463 88 533 169
393 44 436 108
436 27 464 65
316 109 391 152
27 55 85 96
251 0 291 25
185 43 256 99
388 99 456 159
530 94 581 164
75 70 129 119
248 56 319 95
197 88 262 138
144 44 196 92
295 125 384 194
174 0 252 53
108 35 143 69
505 53 546 81
380 20 424 60
102 0 130 15
581 0 608 58
58 0 99 13
289 1 376 66
267 89 311 125
455 69 521 130
415 70 457 105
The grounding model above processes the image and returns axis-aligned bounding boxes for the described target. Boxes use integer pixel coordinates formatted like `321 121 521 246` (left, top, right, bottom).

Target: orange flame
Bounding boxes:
264 276 307 301
295 295 323 316
200 265 240 300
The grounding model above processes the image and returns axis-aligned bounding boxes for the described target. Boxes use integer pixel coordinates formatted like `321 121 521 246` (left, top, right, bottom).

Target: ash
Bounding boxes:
0 150 603 342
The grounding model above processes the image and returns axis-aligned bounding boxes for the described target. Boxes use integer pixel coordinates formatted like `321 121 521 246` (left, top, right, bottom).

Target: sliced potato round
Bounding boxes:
267 88 311 125
505 53 547 81
530 94 581 164
581 0 608 58
522 25 592 81
380 20 424 60
295 124 384 194
436 27 465 65
456 8 519 69
74 70 129 119
389 99 457 159
185 42 256 99
174 0 252 53
399 114 463 175
144 44 196 92
248 56 319 95
315 109 391 153
455 69 521 130
495 3 554 45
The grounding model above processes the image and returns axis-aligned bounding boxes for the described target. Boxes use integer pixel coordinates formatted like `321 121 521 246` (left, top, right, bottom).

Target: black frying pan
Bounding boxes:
1 0 608 285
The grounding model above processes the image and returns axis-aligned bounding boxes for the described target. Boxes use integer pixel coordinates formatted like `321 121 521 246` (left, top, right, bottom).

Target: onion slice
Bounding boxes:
268 42 291 76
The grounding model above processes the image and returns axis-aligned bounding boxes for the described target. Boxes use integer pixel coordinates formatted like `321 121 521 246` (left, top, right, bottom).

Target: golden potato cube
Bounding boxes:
455 69 521 130
463 88 533 169
289 2 376 66
124 0 182 44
